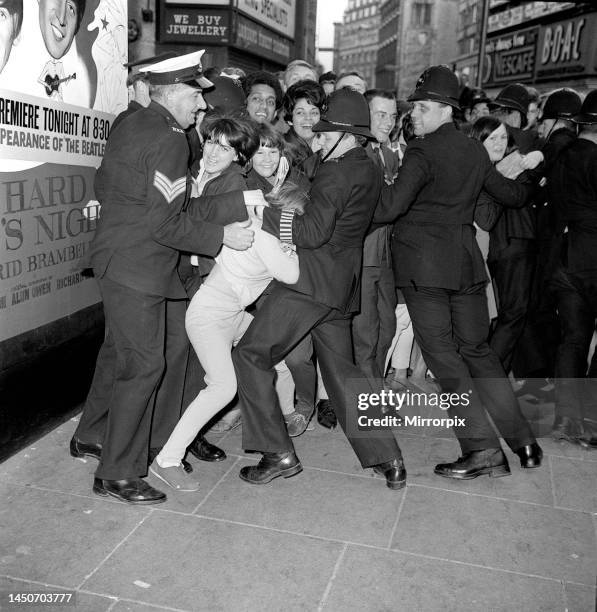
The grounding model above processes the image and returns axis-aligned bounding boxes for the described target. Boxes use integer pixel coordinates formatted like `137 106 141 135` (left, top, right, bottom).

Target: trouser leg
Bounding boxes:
92 278 166 480
403 285 500 453
233 286 326 453
312 315 402 468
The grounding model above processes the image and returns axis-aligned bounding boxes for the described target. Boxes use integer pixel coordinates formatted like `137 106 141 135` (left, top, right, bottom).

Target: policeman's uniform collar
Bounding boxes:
148 100 186 132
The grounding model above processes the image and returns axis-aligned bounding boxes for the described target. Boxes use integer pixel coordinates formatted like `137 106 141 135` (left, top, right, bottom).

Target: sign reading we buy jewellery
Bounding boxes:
158 6 230 44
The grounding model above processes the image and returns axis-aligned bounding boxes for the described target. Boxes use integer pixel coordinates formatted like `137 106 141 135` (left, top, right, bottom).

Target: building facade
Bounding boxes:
333 0 381 89
128 0 317 74
374 0 459 97
450 1 597 96
375 0 401 90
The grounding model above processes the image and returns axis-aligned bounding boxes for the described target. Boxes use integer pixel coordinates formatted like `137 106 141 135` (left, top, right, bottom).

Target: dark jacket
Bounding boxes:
363 142 401 268
110 100 144 134
374 122 530 290
90 101 247 299
179 163 248 292
262 146 382 313
549 137 597 273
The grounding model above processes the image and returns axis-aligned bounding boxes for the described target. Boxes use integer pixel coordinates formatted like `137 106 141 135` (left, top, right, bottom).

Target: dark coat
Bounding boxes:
550 137 597 273
90 101 247 299
374 122 530 290
363 142 401 268
262 145 382 313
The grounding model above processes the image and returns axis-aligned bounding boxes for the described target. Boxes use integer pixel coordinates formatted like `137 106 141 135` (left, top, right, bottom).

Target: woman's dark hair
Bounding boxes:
200 113 260 167
469 116 503 142
470 116 516 153
282 80 326 121
254 122 286 152
241 71 284 109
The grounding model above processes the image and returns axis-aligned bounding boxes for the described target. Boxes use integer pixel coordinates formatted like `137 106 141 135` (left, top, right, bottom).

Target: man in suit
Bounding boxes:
374 66 542 479
351 89 400 382
70 51 257 504
232 89 406 490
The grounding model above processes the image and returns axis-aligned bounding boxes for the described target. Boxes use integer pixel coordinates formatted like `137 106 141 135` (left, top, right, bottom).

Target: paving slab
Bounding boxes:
391 486 595 585
0 482 150 588
550 455 597 512
564 582 597 612
323 545 566 612
197 459 403 547
82 512 342 611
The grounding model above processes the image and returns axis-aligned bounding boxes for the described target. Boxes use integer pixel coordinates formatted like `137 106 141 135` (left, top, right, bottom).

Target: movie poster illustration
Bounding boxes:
0 0 127 342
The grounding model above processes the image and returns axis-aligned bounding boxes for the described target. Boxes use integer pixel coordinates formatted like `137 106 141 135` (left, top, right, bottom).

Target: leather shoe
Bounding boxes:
188 435 226 462
515 442 543 468
552 416 583 443
434 448 511 480
92 478 166 504
70 436 102 461
373 458 406 490
579 419 597 450
149 448 193 473
317 399 337 429
239 451 302 484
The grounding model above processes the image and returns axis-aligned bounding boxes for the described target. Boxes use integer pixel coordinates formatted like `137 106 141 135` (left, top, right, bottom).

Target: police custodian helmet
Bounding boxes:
408 65 461 109
311 88 375 139
541 88 582 120
573 90 597 124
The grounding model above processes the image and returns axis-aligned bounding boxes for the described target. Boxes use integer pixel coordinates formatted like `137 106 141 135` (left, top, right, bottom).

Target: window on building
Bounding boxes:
411 2 432 27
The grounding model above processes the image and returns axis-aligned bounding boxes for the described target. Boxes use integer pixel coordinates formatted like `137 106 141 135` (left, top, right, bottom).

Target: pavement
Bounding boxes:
0 396 595 612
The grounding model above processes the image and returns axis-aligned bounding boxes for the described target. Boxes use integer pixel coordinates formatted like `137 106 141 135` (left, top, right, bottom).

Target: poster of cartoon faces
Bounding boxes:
0 0 127 115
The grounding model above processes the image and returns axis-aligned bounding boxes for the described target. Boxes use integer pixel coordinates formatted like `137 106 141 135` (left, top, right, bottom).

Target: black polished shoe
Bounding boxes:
317 399 337 430
515 442 543 468
188 435 226 462
373 458 407 490
239 451 302 485
92 478 166 504
579 419 597 450
434 448 511 480
551 416 583 443
70 436 102 461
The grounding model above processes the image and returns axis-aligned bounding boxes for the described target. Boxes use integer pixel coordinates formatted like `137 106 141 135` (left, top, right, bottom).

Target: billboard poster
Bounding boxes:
0 0 128 343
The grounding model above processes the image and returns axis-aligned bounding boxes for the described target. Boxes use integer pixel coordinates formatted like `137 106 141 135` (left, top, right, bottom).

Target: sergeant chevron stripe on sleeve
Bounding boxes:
153 171 187 204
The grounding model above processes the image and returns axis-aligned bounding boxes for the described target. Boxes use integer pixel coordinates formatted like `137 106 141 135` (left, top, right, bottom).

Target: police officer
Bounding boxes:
548 90 597 449
375 66 542 479
513 89 582 392
232 89 407 490
70 51 256 504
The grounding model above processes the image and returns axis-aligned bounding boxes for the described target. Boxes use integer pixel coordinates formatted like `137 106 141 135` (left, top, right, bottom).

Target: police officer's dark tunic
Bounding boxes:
375 122 537 452
232 146 403 466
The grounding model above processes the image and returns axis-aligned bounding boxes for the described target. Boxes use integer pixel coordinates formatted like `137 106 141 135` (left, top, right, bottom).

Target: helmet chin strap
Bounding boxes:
321 132 346 162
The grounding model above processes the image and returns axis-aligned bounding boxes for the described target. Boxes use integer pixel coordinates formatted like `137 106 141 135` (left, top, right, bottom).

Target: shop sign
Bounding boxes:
536 14 597 81
483 27 539 86
236 0 296 38
158 7 229 44
234 14 292 64
488 2 576 33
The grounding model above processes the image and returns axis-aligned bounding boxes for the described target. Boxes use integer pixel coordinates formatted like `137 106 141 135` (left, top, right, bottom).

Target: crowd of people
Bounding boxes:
69 50 597 504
